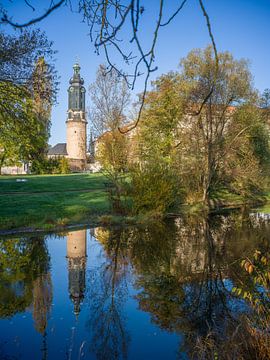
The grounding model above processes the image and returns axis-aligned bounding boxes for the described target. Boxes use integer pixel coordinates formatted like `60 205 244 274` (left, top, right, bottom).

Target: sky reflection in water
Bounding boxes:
0 212 269 359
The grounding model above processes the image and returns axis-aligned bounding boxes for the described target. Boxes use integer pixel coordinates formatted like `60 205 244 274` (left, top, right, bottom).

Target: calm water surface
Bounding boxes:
0 211 270 359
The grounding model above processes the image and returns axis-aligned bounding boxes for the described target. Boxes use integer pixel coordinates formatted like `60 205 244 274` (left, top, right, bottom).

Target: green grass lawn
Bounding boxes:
1 173 269 232
254 191 270 213
0 173 107 193
0 173 111 231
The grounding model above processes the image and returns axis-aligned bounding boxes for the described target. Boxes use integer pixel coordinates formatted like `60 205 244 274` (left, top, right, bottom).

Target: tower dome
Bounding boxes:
69 63 84 85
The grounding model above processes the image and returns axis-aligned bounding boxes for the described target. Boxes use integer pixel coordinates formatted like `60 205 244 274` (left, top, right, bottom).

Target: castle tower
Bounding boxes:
67 229 87 318
66 63 87 171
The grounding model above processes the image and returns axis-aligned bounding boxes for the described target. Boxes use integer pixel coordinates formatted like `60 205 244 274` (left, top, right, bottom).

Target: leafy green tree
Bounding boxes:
29 56 54 162
132 46 270 212
0 29 56 172
177 46 256 203
31 156 70 174
224 105 270 197
130 73 185 214
0 29 56 122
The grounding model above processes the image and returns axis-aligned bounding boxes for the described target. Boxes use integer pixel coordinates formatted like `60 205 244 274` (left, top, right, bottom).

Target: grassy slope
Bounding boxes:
0 173 269 232
254 192 270 213
209 188 269 208
0 173 110 231
0 173 107 193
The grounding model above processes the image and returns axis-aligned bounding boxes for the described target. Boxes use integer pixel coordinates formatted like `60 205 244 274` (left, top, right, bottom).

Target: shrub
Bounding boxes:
59 157 70 174
130 164 184 215
31 157 70 174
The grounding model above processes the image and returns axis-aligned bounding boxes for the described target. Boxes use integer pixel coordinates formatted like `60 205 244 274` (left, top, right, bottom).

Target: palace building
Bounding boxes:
48 63 88 171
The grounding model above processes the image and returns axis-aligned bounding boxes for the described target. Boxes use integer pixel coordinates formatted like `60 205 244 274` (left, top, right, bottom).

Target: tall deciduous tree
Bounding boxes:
133 47 270 212
0 100 48 173
0 29 57 172
0 29 56 120
89 65 130 137
29 57 54 162
178 46 254 203
89 65 130 213
130 73 185 214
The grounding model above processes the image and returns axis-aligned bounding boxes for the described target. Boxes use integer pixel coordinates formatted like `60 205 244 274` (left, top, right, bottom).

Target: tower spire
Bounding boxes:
73 62 81 77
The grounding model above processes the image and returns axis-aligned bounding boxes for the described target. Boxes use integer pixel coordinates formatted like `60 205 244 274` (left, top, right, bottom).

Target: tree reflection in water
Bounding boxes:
0 235 52 358
0 236 52 324
1 212 269 359
93 212 270 359
87 228 130 360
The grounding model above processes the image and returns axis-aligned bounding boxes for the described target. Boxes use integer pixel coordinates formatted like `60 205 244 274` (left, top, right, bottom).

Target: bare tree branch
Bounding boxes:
1 0 66 27
0 0 219 134
25 0 36 12
193 0 219 117
119 0 164 133
160 0 188 27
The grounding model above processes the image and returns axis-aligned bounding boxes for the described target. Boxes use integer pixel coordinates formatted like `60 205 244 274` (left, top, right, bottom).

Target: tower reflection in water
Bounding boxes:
66 229 87 318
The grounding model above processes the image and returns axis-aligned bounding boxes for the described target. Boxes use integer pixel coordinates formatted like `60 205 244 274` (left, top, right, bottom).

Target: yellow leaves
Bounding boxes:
241 260 254 274
237 250 270 310
241 251 269 276
243 260 254 274
254 250 261 261
232 287 245 297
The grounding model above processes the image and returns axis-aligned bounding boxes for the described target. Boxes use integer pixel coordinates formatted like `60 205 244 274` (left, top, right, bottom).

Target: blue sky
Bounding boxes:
2 0 270 145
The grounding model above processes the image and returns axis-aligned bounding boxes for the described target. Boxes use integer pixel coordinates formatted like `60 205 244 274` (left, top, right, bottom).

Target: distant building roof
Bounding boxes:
48 143 68 156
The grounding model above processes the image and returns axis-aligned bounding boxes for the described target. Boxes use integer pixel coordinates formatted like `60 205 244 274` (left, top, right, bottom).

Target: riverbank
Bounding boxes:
0 173 269 234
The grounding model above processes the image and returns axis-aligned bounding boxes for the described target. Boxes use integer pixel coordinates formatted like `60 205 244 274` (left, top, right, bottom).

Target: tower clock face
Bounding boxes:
69 87 74 92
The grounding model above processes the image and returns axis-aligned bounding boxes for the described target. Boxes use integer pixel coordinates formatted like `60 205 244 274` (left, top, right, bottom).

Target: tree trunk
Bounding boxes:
202 149 212 206
0 152 6 175
202 143 216 208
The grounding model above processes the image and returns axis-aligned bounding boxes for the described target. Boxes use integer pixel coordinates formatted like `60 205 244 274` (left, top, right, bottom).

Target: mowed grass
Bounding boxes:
0 173 107 193
0 173 110 231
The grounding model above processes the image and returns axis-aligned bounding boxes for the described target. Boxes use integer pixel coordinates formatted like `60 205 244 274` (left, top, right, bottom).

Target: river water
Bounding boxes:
0 211 270 359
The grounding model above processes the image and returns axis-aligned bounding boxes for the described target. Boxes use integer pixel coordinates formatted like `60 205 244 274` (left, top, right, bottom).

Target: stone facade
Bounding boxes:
66 113 87 171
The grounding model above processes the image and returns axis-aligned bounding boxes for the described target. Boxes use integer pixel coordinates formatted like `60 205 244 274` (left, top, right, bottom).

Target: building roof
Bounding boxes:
48 143 68 156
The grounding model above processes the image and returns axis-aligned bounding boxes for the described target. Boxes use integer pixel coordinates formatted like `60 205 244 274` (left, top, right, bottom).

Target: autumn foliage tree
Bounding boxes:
130 73 185 214
177 46 256 203
131 46 270 213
